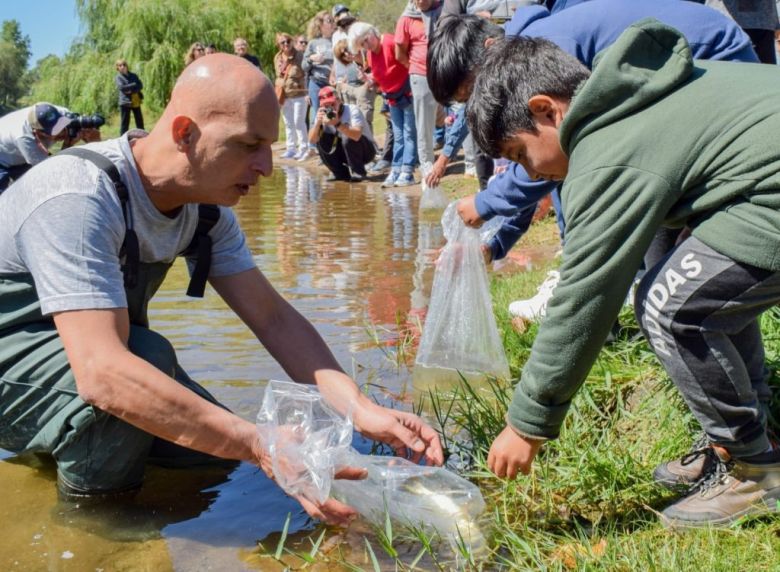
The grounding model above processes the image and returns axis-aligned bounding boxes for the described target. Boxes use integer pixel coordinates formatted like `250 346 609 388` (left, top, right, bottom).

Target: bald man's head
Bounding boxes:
139 53 279 208
166 53 275 125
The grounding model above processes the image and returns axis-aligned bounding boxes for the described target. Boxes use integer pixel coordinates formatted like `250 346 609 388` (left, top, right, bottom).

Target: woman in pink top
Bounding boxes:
349 22 418 187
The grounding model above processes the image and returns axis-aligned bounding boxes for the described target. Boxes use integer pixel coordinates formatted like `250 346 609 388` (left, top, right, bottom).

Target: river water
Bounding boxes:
0 165 453 571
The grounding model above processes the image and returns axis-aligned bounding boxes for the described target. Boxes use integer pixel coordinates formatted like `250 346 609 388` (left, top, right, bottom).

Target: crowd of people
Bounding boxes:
2 0 780 541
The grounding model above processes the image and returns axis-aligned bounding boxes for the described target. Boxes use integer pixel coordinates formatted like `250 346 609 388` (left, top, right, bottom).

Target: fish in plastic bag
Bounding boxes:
413 202 510 388
331 448 488 556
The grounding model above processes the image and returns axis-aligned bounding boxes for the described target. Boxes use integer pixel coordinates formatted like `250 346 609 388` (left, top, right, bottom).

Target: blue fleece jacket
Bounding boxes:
475 0 758 260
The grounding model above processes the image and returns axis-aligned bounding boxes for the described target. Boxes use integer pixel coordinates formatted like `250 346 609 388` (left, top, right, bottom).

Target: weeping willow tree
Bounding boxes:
27 0 405 115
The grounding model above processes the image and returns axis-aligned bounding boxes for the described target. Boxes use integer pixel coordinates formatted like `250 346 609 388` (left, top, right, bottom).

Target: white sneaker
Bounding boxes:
508 270 560 321
280 148 297 159
464 162 477 178
296 148 315 162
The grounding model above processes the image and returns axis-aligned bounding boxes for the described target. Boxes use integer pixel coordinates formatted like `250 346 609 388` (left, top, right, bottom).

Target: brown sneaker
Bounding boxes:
653 434 716 489
660 446 780 528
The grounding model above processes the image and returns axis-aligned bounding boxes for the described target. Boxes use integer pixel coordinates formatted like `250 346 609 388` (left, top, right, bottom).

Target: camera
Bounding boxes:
65 112 106 139
322 106 337 120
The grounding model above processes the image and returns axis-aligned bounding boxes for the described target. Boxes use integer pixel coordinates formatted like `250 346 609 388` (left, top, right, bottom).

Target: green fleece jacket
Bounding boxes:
508 19 780 439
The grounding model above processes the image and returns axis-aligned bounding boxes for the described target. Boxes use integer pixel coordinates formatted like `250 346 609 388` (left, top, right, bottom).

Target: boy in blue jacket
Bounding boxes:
427 0 757 318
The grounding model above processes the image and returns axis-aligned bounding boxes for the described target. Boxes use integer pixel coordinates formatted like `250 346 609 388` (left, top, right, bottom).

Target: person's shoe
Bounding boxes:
393 172 416 187
653 433 718 490
381 171 400 188
464 162 477 178
296 148 315 162
280 148 297 159
367 159 391 175
660 446 780 529
508 270 560 321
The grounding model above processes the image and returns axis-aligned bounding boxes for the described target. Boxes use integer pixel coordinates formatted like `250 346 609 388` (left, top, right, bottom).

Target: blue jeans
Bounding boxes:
308 79 328 128
388 102 417 173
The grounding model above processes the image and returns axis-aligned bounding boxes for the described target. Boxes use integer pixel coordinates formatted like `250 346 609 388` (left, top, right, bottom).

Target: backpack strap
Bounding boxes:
180 204 220 298
60 147 140 289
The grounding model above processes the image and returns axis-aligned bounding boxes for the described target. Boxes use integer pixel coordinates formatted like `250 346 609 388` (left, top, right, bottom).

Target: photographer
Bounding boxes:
308 86 375 181
0 103 75 192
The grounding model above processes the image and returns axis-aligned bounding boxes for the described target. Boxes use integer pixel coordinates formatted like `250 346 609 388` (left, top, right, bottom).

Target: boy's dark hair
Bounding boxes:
467 36 590 157
427 15 504 104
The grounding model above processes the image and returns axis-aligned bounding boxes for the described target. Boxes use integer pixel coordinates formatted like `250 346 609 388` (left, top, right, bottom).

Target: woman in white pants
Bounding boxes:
274 33 308 159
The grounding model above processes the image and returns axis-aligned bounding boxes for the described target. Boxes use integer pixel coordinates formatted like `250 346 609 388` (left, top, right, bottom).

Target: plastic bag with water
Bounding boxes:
255 380 353 504
255 381 487 554
419 161 449 212
413 202 510 387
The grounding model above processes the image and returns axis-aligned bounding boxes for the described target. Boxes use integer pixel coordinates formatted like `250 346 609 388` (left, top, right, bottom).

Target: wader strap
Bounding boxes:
180 204 220 298
60 147 140 289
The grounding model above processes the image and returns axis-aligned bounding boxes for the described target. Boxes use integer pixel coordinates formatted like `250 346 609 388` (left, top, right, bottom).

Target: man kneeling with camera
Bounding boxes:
308 86 376 182
0 102 104 193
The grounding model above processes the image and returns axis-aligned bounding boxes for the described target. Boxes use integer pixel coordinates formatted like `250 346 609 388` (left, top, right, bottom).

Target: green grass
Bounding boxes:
338 215 780 570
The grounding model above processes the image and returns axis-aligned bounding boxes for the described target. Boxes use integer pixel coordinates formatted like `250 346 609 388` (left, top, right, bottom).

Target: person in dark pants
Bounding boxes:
115 59 144 135
308 86 376 181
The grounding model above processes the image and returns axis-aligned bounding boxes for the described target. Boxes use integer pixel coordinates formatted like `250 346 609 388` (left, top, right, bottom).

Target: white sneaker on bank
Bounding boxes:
508 270 560 321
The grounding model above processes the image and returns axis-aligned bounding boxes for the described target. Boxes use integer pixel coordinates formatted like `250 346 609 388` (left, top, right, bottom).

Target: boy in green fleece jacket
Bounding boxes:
466 19 780 528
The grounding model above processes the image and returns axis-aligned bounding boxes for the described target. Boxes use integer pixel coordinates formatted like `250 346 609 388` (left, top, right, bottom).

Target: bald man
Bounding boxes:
0 55 442 523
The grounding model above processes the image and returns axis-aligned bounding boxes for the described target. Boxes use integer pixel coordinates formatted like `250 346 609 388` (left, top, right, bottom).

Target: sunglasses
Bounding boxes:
196 47 205 51
297 40 307 45
324 18 335 23
279 40 290 45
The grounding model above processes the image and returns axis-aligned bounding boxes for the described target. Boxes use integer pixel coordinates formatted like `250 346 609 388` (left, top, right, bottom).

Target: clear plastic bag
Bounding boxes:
255 380 353 504
331 448 487 555
413 202 510 386
419 161 449 212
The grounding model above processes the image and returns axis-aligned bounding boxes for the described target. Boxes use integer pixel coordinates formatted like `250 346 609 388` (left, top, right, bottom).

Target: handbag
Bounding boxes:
130 92 142 108
275 58 292 105
275 83 286 105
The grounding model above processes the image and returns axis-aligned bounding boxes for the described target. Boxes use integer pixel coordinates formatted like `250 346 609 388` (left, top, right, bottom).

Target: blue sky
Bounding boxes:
3 1 81 66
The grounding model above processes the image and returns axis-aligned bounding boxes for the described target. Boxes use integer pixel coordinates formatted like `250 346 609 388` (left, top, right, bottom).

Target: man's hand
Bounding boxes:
425 154 449 188
457 194 484 228
488 425 544 479
352 402 444 466
295 466 367 526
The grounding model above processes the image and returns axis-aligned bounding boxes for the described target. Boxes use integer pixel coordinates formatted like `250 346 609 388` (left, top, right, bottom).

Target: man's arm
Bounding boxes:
394 17 411 68
211 267 444 465
53 308 260 463
53 306 364 524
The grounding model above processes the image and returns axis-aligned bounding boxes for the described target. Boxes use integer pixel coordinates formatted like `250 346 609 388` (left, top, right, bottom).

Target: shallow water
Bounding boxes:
0 165 552 570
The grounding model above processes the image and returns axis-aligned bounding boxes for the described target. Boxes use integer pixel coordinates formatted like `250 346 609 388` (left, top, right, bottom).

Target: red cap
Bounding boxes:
318 85 338 107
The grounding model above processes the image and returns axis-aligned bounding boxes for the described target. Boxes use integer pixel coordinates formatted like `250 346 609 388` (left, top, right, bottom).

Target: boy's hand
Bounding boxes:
457 195 484 228
425 154 449 188
488 425 543 479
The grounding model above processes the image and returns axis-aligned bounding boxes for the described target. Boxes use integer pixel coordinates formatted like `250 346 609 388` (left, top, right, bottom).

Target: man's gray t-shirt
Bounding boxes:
0 133 256 315
0 107 51 168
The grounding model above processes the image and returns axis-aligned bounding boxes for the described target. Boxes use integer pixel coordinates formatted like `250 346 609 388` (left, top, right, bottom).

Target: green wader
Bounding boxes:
0 264 230 495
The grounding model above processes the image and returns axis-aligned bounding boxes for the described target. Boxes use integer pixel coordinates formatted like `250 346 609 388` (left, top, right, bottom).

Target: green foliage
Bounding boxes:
0 20 32 110
24 0 411 116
